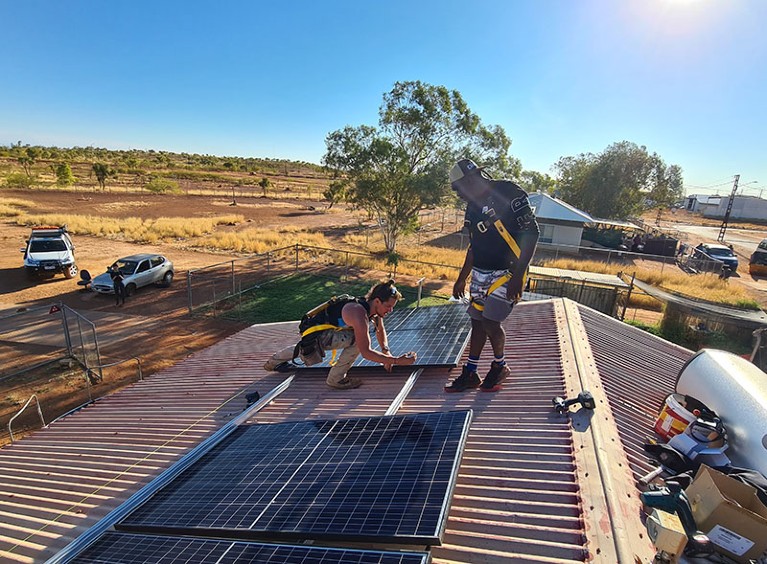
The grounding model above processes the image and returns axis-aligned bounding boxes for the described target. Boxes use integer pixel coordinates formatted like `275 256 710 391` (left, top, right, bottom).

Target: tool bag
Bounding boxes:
293 294 357 366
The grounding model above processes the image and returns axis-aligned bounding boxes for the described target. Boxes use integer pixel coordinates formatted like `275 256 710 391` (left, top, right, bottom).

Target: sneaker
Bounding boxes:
326 377 362 390
480 362 511 392
444 366 481 393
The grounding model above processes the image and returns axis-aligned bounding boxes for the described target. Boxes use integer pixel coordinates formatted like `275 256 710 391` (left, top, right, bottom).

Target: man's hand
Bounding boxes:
452 278 467 299
505 275 524 302
397 351 417 367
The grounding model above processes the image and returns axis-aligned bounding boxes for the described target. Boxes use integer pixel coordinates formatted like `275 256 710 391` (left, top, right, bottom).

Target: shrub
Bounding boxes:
5 172 35 189
144 178 181 194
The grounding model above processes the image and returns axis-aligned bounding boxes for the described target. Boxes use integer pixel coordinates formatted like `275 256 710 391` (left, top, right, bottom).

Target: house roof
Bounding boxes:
528 192 594 224
530 265 631 288
0 299 692 563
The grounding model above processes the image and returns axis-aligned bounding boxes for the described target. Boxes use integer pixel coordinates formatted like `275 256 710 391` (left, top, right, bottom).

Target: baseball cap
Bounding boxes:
449 159 483 184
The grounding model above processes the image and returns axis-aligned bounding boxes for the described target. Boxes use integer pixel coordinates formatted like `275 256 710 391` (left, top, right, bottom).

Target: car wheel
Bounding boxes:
125 283 137 297
161 271 174 287
64 264 78 279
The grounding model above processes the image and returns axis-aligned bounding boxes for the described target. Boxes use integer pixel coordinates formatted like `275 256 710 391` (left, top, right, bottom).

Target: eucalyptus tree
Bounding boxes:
323 80 518 253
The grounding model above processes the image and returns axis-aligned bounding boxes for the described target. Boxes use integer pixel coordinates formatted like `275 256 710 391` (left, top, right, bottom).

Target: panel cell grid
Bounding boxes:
71 532 430 563
117 411 472 545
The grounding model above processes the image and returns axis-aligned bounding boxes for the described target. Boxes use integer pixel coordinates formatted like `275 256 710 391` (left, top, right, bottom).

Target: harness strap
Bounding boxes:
301 323 341 337
469 269 530 310
492 219 522 258
470 272 513 311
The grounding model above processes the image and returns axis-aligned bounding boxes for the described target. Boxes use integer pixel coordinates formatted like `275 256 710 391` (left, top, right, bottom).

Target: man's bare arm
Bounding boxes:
342 303 416 367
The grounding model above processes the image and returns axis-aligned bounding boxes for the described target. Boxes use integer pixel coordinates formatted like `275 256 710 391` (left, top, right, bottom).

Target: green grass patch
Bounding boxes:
211 272 449 324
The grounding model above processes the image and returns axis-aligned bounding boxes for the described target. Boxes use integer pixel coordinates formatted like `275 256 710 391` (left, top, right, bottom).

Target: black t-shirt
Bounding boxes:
464 180 539 270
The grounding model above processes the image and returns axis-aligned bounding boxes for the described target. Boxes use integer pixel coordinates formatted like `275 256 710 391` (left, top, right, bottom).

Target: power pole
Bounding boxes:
717 174 740 242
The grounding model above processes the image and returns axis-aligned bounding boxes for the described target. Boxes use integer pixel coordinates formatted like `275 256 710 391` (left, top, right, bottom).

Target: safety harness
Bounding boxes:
293 295 364 365
470 207 528 311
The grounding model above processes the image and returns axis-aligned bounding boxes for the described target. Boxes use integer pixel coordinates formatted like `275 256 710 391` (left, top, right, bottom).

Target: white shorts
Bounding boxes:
468 268 515 322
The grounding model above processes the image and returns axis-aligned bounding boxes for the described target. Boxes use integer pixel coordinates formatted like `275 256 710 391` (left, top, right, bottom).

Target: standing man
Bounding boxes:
264 280 417 390
445 159 539 393
109 263 126 307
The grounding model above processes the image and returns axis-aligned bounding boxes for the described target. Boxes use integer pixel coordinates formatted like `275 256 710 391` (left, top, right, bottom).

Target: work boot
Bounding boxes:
326 377 362 390
264 358 296 372
444 366 481 393
480 361 511 392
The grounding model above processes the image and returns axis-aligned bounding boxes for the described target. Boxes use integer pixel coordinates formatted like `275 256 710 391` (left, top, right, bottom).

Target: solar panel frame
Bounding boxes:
69 532 431 564
116 411 472 546
305 303 471 370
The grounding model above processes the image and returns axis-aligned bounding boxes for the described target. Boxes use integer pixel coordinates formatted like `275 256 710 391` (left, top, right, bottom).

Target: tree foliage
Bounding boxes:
259 176 271 197
92 162 116 190
323 80 518 252
519 169 556 194
17 147 39 177
553 141 683 219
55 163 75 186
144 177 181 194
5 172 35 189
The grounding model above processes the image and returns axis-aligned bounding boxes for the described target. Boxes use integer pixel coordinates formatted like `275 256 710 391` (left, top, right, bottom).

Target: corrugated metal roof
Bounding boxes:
529 192 594 224
530 266 630 289
0 299 693 563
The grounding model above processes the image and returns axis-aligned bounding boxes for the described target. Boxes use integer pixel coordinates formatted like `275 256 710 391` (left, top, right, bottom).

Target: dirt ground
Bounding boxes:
0 189 363 442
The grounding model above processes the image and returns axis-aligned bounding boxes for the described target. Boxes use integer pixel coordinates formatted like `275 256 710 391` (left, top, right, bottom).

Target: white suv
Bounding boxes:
21 226 78 279
91 254 174 296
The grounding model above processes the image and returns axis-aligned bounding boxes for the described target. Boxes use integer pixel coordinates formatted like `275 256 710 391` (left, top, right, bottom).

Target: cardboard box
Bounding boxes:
646 509 686 563
686 465 767 563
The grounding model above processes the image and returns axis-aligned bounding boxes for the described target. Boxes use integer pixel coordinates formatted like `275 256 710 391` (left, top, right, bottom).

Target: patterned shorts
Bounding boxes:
468 268 515 322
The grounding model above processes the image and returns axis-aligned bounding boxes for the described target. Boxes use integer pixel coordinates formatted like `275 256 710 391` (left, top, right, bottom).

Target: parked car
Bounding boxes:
749 238 767 276
91 254 174 296
695 243 739 272
21 225 78 279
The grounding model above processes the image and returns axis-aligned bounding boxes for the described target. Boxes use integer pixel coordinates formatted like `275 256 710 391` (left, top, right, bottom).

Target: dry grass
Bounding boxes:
199 226 329 253
0 197 35 217
15 213 245 244
541 257 759 309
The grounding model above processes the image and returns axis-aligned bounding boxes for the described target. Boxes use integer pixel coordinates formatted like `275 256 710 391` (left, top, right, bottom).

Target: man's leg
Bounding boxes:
263 344 298 371
482 318 506 357
324 330 361 389
479 292 515 392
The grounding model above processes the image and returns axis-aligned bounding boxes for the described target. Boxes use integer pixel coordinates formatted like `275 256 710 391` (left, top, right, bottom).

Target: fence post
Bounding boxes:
416 277 425 308
344 251 350 281
620 272 635 321
60 302 72 357
187 271 193 315
295 244 299 272
231 260 236 296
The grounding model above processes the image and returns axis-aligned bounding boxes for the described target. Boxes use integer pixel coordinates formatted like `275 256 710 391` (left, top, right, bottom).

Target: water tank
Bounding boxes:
676 349 767 474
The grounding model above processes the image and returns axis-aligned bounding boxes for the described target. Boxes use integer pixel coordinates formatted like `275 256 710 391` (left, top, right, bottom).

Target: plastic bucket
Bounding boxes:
654 393 696 440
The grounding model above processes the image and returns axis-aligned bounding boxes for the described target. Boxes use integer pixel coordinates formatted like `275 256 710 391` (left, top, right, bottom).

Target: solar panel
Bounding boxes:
117 411 472 545
308 303 471 369
70 532 431 563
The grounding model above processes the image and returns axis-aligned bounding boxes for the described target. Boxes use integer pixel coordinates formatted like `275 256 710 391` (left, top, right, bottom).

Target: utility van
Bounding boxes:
21 226 78 279
749 238 767 276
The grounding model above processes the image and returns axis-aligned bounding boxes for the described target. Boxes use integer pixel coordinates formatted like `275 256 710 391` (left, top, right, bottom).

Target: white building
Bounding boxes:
702 194 767 221
528 192 593 249
685 194 722 214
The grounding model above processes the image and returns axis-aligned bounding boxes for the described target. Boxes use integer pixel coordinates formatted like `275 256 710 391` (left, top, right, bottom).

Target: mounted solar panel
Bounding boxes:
70 532 430 564
116 410 472 545
308 303 471 369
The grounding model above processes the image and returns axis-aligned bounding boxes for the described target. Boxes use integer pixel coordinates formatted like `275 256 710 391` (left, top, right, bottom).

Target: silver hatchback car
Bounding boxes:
91 254 174 296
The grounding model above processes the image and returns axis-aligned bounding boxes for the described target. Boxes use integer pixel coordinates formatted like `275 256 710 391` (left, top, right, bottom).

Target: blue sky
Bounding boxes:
1 0 765 196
